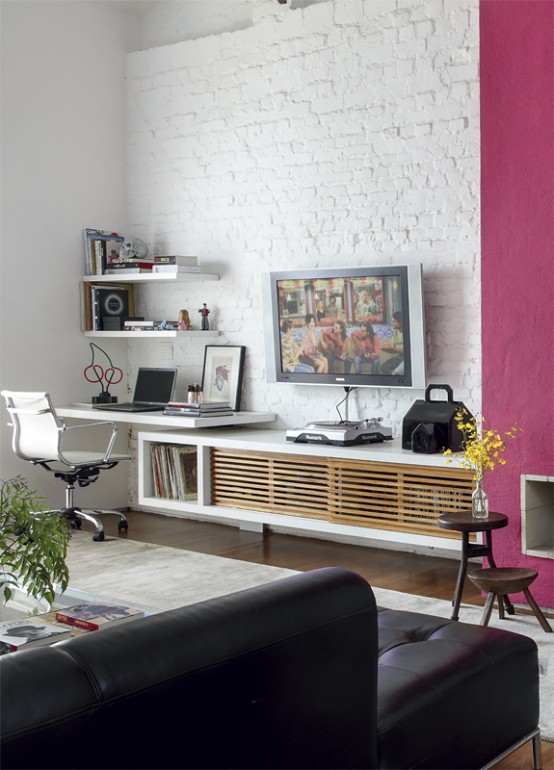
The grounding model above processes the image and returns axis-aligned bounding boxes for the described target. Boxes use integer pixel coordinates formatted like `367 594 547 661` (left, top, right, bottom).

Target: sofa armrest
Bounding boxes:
1 568 379 770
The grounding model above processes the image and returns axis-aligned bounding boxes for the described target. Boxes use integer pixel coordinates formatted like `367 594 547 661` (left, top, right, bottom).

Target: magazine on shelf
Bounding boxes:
55 603 144 631
0 618 71 654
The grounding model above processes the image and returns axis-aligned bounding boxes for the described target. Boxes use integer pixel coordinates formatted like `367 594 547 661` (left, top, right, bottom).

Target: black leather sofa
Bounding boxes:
0 568 541 769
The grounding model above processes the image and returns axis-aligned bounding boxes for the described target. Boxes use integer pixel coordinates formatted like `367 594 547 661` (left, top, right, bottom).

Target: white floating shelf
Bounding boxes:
84 330 220 338
83 273 219 283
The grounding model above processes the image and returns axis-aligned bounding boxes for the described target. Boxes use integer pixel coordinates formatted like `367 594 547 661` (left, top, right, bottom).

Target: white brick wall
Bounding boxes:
125 0 480 433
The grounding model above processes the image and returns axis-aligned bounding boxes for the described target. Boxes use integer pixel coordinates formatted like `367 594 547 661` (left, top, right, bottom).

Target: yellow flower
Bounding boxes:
444 410 522 480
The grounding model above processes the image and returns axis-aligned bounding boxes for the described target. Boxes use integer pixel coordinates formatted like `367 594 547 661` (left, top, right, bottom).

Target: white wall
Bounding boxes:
0 0 482 518
0 0 138 505
126 0 481 432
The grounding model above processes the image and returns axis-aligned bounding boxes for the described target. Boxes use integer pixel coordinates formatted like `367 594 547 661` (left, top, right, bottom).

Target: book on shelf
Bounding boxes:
83 228 124 276
123 319 155 327
104 262 154 274
153 255 198 265
151 264 202 274
82 283 135 331
150 444 197 501
163 409 234 417
124 325 163 332
92 284 133 332
0 618 71 654
55 602 144 631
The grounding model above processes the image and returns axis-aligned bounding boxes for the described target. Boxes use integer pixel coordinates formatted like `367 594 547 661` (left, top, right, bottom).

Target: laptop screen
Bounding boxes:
133 367 177 404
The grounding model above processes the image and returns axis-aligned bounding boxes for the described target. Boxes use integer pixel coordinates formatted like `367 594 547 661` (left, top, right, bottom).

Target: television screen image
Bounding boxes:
261 265 426 390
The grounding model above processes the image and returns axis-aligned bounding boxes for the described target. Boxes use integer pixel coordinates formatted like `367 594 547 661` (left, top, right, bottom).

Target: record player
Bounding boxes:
286 418 393 447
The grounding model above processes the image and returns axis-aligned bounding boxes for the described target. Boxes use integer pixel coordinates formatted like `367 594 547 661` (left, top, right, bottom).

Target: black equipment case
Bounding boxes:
402 384 472 453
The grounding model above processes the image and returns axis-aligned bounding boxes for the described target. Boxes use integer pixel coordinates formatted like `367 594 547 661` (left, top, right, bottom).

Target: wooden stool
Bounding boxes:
469 567 553 632
437 511 513 621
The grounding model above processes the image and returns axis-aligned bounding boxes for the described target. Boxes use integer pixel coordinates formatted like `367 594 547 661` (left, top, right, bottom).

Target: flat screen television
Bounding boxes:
261 264 426 389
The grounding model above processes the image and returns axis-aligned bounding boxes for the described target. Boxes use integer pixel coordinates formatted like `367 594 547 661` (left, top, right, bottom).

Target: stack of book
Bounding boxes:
104 260 154 275
54 603 144 631
123 319 161 332
83 228 125 275
163 401 234 417
0 618 71 654
151 256 201 274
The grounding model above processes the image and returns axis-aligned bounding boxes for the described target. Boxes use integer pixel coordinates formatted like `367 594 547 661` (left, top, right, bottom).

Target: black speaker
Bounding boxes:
402 384 472 453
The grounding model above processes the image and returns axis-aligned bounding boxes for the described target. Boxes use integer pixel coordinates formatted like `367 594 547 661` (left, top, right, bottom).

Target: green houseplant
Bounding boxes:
1 476 70 606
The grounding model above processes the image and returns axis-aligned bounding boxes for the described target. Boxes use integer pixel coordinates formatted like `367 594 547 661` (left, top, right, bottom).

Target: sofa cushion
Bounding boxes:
376 608 540 769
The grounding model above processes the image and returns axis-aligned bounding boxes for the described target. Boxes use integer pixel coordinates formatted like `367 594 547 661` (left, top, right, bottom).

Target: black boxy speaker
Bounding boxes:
402 384 472 453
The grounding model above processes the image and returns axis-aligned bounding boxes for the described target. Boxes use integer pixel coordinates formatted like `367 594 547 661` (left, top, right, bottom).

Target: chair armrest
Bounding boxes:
6 407 51 415
60 420 119 462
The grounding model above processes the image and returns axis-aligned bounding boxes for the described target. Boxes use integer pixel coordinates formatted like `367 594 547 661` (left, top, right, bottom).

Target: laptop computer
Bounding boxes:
94 367 177 412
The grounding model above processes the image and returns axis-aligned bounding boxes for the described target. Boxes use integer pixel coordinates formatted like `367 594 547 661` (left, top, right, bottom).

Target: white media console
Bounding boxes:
138 427 474 553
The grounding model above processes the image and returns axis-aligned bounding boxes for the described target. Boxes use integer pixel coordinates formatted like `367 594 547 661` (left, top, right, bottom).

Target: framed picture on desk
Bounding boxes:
201 345 245 411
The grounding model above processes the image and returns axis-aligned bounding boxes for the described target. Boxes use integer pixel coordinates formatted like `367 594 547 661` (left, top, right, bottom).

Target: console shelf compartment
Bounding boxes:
138 428 474 551
211 449 472 539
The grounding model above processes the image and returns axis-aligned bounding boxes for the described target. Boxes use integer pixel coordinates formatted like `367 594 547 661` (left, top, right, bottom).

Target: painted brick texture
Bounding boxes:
125 0 480 429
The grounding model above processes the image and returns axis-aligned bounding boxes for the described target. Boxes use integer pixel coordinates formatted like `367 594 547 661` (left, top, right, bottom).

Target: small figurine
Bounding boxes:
178 308 191 331
198 303 210 330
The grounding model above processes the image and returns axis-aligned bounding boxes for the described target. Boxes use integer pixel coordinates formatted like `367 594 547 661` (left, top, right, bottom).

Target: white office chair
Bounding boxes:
1 391 131 541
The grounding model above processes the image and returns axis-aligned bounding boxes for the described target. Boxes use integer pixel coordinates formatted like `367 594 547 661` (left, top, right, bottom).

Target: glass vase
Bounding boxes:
472 478 489 519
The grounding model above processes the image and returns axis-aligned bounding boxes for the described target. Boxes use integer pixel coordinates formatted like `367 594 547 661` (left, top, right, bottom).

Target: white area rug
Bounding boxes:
66 532 553 741
65 532 298 610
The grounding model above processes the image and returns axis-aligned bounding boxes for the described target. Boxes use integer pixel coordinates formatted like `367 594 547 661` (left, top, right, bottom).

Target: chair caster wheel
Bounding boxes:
118 521 128 532
92 531 105 542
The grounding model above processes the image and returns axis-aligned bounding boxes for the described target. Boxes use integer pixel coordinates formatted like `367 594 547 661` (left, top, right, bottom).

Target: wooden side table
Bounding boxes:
437 510 515 621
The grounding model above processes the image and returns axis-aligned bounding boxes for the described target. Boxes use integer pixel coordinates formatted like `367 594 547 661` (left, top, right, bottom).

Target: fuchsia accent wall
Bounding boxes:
480 0 554 607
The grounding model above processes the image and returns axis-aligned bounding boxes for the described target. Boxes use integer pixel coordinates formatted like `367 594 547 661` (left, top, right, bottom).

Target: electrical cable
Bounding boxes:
335 386 357 423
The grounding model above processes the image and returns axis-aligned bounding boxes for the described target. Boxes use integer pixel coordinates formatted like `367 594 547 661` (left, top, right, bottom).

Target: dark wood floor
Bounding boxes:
104 511 552 769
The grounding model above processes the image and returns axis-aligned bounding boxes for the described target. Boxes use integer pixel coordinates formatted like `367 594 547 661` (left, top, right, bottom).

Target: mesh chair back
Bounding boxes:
1 391 62 462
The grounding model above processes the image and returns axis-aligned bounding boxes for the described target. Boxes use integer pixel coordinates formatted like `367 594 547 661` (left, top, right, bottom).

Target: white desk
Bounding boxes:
56 405 276 430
